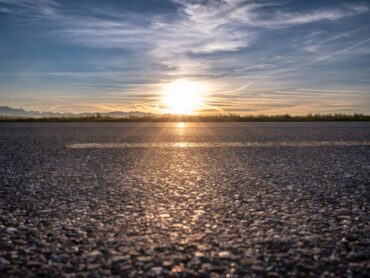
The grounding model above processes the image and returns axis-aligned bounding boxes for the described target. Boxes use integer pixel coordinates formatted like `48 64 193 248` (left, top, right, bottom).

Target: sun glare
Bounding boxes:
161 79 207 114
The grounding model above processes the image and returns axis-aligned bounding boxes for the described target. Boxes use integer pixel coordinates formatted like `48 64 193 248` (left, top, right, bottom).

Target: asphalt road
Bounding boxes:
0 122 369 277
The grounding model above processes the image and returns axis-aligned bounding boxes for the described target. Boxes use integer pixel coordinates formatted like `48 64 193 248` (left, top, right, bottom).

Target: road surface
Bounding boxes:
0 122 369 277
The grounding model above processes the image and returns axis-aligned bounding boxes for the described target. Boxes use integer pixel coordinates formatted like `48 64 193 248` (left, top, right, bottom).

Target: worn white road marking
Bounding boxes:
66 141 370 149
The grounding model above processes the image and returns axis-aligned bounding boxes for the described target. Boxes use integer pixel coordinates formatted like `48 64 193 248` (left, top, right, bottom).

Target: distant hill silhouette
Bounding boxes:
0 106 153 118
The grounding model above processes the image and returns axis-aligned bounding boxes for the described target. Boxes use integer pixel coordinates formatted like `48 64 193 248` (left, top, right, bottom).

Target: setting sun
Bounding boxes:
161 79 207 114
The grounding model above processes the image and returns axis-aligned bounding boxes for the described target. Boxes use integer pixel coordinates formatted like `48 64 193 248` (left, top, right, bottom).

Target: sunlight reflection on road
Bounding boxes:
177 122 185 136
174 142 188 148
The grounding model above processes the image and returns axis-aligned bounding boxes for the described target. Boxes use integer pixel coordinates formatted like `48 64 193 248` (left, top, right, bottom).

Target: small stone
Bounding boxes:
111 256 127 263
218 251 231 259
137 256 152 262
151 267 163 274
162 260 172 267
88 250 102 257
5 227 17 233
171 265 182 273
18 224 27 230
0 257 10 266
251 265 264 272
194 252 205 258
27 261 41 266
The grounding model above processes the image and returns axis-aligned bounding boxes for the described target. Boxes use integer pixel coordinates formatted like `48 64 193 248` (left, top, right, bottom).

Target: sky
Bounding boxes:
0 0 369 115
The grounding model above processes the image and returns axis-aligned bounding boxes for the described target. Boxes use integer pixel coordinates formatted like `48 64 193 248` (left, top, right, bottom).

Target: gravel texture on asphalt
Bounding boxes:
0 122 369 277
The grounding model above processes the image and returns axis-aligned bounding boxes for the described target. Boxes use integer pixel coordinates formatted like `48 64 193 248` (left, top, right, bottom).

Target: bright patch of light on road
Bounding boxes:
66 141 370 149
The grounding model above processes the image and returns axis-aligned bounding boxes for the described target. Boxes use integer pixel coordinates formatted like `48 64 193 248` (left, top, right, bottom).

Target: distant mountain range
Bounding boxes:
0 106 153 118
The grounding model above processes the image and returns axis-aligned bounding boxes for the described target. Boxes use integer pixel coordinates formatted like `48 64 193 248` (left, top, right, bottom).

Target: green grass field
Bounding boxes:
0 113 369 122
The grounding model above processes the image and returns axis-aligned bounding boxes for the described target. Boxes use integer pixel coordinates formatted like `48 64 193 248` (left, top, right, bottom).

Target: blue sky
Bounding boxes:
0 0 369 114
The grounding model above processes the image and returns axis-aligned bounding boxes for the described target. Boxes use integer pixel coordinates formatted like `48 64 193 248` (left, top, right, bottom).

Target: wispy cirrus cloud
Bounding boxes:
1 0 368 62
258 5 368 27
0 0 60 16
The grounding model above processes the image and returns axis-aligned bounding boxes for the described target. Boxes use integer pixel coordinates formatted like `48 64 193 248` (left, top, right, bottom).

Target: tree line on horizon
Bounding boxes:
0 113 369 122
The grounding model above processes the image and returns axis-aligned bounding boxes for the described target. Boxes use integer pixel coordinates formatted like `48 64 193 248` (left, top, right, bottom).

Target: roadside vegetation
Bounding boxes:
0 113 369 122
